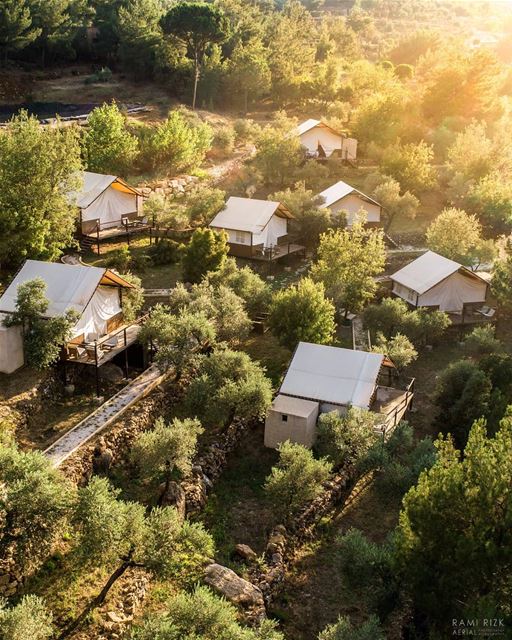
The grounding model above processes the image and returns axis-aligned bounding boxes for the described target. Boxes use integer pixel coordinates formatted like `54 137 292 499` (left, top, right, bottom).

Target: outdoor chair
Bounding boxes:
476 305 496 318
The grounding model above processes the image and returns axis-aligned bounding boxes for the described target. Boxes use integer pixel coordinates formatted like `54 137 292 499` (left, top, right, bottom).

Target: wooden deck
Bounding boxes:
83 222 150 241
63 323 142 367
249 243 306 262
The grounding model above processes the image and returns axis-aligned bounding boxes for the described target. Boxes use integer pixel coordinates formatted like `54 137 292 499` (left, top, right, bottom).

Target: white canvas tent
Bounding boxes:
318 180 382 226
209 197 293 256
390 251 488 312
70 171 144 233
264 342 386 448
279 342 384 411
0 261 134 373
296 119 358 160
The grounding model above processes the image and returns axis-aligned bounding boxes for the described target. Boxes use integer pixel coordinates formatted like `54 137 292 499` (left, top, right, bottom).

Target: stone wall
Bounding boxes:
137 174 199 200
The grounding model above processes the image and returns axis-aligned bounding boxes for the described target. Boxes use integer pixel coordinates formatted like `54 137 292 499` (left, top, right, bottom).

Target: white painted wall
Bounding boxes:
330 194 381 226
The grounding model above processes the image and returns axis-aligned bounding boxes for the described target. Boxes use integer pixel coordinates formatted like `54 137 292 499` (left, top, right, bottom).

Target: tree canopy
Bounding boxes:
0 111 82 267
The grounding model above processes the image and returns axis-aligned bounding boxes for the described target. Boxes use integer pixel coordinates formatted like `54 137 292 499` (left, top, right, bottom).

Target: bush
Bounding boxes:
372 332 418 372
105 247 132 273
463 325 502 355
213 125 236 156
182 228 228 284
315 408 379 468
233 118 261 142
319 615 385 640
84 67 113 84
336 528 398 616
148 239 181 265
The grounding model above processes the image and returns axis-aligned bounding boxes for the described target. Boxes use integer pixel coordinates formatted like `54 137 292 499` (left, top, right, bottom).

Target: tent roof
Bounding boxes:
390 251 475 295
71 171 142 209
296 119 343 138
280 342 384 409
271 394 319 418
209 196 293 234
0 260 133 319
318 180 381 209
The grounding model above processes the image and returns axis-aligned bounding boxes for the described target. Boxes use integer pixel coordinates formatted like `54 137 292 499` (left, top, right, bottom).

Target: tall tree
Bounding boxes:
0 437 75 576
83 102 139 175
397 417 512 629
0 111 82 267
268 277 336 350
182 227 228 284
117 0 166 79
0 0 40 64
425 207 496 269
225 39 271 112
160 2 230 109
311 222 386 314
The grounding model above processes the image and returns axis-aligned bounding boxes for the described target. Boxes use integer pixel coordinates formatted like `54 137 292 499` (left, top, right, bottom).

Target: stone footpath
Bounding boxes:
44 365 165 467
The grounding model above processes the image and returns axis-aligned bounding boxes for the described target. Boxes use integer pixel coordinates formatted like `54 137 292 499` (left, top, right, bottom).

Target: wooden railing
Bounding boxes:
376 377 415 438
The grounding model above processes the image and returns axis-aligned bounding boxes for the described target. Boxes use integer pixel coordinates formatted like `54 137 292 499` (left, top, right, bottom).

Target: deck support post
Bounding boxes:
94 341 100 397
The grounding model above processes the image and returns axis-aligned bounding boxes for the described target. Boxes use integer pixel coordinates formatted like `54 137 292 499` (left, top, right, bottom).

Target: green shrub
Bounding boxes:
213 126 235 156
148 239 181 265
105 247 132 272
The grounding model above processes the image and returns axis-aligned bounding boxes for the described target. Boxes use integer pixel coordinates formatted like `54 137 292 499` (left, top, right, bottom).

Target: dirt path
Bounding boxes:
205 145 256 185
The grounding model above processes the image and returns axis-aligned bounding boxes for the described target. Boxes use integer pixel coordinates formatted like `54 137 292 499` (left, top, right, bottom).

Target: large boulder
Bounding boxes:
204 564 264 609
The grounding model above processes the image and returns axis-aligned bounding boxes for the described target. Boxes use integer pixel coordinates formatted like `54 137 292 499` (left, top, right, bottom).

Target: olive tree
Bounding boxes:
4 278 78 370
0 438 75 575
62 477 213 639
264 441 332 516
0 596 53 640
315 408 380 468
132 586 284 640
140 306 216 375
131 416 203 484
185 348 273 428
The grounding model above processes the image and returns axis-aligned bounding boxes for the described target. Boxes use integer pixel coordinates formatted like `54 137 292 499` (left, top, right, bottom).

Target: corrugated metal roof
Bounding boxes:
280 342 384 409
0 261 106 317
209 197 285 234
318 180 381 209
390 251 462 295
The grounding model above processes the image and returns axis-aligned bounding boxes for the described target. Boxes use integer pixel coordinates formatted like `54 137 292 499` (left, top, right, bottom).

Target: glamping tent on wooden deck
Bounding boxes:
390 251 491 321
318 180 382 227
209 196 304 260
296 119 358 160
264 342 414 448
70 171 145 235
0 261 142 386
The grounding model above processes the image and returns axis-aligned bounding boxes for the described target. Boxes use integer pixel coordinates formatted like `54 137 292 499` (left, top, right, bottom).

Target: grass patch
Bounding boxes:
82 235 182 290
200 426 278 566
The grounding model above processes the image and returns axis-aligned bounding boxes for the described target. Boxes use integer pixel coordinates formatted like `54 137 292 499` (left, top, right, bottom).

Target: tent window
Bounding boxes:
235 231 248 244
281 414 288 422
